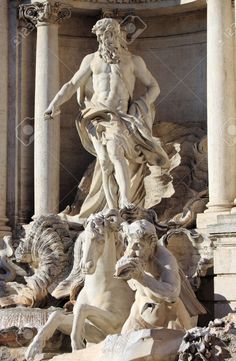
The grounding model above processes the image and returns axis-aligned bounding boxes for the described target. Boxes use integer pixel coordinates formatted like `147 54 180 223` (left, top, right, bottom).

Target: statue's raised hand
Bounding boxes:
128 258 145 280
44 105 60 120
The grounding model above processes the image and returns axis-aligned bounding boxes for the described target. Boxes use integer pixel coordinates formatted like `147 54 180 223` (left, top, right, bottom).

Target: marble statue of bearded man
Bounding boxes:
45 18 179 219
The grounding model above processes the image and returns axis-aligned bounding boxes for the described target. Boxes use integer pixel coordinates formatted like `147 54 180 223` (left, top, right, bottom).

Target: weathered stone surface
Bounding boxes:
0 347 27 361
49 329 185 361
176 315 236 361
0 327 37 348
214 247 236 274
214 276 236 301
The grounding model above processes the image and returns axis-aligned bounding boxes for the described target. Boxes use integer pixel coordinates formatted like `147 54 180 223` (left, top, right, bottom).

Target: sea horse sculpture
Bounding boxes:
25 209 134 360
0 215 74 308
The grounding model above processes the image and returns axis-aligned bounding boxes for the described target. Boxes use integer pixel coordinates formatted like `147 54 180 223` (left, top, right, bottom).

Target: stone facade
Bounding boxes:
1 0 236 324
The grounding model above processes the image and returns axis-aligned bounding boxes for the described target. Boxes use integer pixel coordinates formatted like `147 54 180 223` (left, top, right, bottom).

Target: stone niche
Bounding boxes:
57 8 206 211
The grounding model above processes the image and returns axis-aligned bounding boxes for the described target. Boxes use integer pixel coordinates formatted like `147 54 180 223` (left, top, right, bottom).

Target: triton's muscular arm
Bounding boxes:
44 53 94 119
132 55 160 105
132 246 181 303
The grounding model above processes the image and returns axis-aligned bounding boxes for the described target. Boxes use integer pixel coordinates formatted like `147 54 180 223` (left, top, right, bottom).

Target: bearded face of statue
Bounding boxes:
96 28 121 64
124 234 156 264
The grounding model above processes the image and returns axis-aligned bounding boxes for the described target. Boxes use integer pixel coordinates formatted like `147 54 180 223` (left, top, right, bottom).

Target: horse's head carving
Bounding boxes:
81 209 122 274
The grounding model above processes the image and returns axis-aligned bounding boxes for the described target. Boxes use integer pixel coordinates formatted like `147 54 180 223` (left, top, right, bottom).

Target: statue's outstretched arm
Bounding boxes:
44 53 94 119
133 55 160 105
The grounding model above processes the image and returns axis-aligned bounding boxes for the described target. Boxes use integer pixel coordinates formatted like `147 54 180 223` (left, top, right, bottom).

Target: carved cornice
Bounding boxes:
18 1 71 27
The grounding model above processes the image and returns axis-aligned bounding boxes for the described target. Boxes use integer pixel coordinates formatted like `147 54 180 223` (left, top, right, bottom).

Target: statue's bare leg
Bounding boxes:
71 304 121 351
84 322 107 343
106 140 130 208
25 311 72 361
90 136 115 208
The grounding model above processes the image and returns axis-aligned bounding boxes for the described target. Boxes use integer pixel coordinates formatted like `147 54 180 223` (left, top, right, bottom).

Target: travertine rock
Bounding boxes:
177 314 236 361
49 329 185 361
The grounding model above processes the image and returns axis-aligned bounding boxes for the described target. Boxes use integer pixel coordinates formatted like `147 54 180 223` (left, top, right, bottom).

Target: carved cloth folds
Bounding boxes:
75 98 180 220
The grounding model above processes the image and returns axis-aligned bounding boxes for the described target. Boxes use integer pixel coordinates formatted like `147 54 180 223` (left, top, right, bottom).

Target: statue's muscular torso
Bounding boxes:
89 51 136 113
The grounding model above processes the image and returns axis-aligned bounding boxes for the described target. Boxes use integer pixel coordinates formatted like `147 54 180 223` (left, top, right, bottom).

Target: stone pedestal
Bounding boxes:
208 215 236 318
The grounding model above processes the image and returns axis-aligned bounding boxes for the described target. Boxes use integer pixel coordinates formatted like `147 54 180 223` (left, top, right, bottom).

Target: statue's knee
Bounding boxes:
108 144 124 163
99 157 112 174
50 310 62 321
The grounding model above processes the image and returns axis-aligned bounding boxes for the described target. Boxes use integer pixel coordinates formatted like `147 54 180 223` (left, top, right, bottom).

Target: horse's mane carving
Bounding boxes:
0 215 74 307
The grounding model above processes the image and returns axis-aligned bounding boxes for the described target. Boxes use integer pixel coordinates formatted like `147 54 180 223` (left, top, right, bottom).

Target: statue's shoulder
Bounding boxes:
155 244 176 266
131 54 146 67
81 52 97 64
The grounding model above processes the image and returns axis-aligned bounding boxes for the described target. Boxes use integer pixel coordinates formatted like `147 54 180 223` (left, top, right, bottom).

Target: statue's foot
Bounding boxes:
120 201 135 210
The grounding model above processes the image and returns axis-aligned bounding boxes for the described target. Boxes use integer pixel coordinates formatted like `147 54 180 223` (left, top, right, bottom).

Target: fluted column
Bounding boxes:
0 0 11 235
16 11 36 224
207 0 235 212
231 0 236 212
197 0 236 228
20 2 70 216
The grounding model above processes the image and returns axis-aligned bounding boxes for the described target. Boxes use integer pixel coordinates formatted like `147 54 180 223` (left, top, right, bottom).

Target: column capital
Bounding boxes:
18 1 71 28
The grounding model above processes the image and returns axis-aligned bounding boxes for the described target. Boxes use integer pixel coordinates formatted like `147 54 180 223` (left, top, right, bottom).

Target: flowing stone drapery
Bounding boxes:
0 0 11 236
20 2 71 216
197 0 236 228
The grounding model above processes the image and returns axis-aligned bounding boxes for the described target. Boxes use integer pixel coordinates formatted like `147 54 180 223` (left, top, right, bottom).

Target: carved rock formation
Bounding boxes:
48 328 185 361
153 123 207 225
177 314 236 361
161 228 213 291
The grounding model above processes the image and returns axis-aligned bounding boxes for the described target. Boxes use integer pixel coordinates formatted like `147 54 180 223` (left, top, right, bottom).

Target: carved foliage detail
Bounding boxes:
18 1 71 27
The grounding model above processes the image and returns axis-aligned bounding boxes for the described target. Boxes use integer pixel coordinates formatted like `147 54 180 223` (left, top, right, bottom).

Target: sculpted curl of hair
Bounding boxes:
92 18 120 36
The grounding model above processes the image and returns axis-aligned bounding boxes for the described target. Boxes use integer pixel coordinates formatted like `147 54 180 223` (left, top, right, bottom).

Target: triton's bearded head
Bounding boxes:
92 18 122 64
